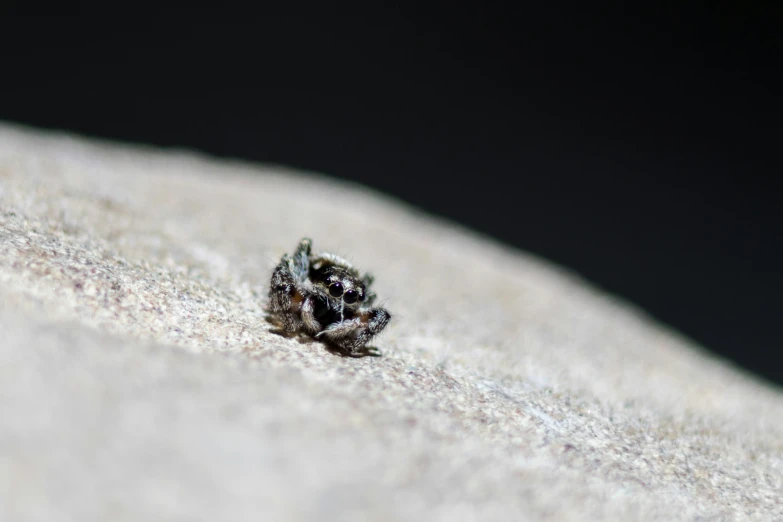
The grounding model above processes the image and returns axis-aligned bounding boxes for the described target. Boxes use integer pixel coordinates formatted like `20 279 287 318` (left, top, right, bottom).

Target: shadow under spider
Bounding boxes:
324 344 382 358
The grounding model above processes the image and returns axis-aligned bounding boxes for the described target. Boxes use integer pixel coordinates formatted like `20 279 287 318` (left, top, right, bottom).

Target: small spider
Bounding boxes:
269 238 391 354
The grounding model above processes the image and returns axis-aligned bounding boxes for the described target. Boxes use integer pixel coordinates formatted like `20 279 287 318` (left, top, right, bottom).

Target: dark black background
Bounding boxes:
2 8 781 385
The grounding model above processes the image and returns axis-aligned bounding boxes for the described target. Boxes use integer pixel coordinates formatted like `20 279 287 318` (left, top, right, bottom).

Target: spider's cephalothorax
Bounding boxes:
269 238 391 354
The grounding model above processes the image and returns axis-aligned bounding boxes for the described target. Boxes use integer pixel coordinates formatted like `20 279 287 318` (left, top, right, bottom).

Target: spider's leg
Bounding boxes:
315 317 361 340
269 255 304 334
355 308 391 350
291 238 312 282
362 292 377 307
355 272 376 306
318 307 391 354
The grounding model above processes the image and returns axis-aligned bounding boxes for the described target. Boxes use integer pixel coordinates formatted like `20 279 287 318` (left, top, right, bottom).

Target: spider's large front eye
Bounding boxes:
329 282 343 297
344 289 358 304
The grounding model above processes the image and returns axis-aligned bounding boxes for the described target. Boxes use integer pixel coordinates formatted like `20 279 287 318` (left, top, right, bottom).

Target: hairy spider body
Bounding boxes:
269 238 391 354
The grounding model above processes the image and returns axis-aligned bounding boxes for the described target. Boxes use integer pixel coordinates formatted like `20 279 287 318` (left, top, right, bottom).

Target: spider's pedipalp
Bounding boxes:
300 295 322 335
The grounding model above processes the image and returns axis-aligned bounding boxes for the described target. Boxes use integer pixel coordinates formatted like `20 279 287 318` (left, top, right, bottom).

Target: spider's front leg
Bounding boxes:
317 307 391 354
269 255 305 335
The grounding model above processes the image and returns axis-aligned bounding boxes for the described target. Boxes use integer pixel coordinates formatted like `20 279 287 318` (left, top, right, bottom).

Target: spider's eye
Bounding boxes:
329 282 343 297
344 289 358 304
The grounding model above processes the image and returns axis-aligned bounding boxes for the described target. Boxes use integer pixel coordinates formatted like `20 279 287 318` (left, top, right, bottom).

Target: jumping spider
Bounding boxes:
269 238 391 355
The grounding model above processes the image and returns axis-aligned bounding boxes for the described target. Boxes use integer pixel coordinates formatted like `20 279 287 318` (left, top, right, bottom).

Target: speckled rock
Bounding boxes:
0 123 781 521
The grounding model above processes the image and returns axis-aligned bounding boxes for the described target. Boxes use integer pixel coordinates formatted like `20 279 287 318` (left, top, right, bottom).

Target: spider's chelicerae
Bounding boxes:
269 238 391 354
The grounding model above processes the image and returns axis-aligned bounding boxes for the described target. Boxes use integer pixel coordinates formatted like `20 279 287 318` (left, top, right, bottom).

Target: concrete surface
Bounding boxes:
0 123 781 521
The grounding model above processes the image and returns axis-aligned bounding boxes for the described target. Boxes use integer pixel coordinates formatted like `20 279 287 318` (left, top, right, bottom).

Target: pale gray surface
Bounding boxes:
0 123 781 521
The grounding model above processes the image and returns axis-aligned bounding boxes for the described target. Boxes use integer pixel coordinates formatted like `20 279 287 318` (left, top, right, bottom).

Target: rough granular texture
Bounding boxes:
0 123 781 521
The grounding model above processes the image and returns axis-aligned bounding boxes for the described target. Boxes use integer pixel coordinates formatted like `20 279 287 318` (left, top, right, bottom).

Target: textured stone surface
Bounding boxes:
0 123 781 521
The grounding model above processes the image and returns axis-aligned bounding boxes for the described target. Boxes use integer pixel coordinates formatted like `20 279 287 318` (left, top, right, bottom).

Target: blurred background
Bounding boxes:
1 9 781 385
